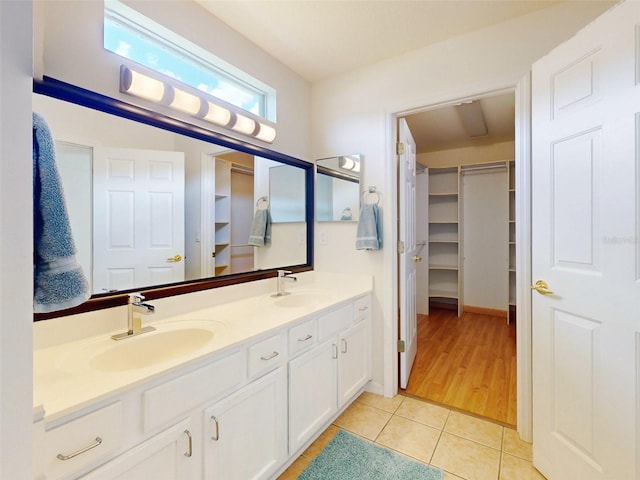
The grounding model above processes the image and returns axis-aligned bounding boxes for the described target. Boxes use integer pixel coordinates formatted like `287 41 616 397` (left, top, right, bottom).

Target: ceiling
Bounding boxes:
404 92 515 154
195 0 564 82
193 1 603 152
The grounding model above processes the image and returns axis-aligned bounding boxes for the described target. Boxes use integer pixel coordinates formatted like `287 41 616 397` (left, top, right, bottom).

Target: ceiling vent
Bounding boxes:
455 100 488 138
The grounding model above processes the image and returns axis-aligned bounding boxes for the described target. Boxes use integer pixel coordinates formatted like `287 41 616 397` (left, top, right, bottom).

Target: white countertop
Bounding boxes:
34 272 372 423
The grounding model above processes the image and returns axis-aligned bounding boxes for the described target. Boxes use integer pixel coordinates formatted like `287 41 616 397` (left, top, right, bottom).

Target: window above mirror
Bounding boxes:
33 77 313 320
104 0 277 122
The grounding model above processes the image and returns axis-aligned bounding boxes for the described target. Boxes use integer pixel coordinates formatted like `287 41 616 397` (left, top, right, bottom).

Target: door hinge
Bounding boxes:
396 142 405 155
397 241 405 254
397 340 406 353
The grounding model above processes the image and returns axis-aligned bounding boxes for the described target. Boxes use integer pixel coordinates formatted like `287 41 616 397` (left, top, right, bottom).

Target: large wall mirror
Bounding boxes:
316 155 361 222
33 77 313 319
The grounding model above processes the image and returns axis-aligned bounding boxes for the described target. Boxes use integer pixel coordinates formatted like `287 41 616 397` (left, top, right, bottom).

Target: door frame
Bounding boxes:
384 77 533 441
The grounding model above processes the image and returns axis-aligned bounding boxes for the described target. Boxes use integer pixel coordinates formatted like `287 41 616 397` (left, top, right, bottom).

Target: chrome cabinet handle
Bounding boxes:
184 430 193 457
341 339 348 354
297 334 312 342
57 437 102 461
260 351 279 361
332 344 338 359
211 415 220 441
358 306 368 312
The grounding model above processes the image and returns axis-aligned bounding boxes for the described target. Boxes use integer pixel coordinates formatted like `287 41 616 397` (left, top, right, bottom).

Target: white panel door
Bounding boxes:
399 118 418 389
93 148 185 293
531 2 640 478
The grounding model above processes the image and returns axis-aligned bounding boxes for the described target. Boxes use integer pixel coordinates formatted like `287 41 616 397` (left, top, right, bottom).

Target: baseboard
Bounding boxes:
463 305 508 318
429 299 458 311
365 381 384 397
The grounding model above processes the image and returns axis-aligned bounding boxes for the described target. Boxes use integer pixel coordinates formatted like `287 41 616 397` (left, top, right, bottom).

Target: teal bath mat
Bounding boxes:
298 429 444 479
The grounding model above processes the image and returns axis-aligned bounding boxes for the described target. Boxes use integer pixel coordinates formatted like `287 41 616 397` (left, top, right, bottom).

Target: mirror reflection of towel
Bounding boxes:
248 208 272 246
33 112 90 313
356 204 382 250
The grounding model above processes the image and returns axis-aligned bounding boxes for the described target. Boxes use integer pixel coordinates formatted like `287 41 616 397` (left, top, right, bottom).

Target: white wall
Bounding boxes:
461 169 509 311
0 2 34 477
311 2 613 395
418 140 515 168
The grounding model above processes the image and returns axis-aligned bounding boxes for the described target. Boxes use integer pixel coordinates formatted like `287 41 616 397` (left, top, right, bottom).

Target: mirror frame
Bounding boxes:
33 76 314 321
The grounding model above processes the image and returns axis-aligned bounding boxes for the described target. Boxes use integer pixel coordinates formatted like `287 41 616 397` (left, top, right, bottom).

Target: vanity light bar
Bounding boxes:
339 155 361 172
119 65 277 143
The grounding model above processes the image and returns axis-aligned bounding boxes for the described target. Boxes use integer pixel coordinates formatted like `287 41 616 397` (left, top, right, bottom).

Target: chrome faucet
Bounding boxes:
272 270 297 297
111 293 156 340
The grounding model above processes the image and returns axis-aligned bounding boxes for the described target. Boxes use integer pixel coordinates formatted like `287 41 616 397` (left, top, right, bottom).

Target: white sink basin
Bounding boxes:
91 328 214 372
273 290 331 308
57 320 222 373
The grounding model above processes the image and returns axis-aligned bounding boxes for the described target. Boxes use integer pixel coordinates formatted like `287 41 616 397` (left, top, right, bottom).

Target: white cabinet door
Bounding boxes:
288 339 337 453
337 320 370 408
81 418 193 480
204 368 287 480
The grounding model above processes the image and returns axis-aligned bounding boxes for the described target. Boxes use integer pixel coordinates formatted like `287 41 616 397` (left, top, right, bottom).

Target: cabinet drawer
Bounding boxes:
317 303 353 341
288 318 316 356
354 295 371 323
143 350 245 432
44 402 123 480
248 332 285 378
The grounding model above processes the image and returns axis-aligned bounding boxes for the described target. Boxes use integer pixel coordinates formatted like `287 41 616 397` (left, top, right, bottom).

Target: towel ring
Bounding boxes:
256 196 269 210
361 187 381 205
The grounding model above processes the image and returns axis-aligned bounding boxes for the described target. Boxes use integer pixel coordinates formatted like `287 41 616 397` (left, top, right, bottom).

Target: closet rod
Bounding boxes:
460 163 507 173
230 164 254 175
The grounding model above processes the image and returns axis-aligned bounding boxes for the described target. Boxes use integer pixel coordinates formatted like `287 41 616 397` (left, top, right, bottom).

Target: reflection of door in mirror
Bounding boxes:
57 144 186 294
94 148 185 293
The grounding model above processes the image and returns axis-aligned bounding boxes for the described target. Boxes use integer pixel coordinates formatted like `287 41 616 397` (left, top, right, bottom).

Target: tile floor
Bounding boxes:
278 392 546 480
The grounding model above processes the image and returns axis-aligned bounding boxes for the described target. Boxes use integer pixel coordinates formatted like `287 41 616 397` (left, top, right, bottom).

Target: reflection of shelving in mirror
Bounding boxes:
214 160 231 276
427 167 461 316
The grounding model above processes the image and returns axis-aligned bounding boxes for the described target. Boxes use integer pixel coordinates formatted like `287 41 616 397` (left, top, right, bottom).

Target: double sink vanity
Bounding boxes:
33 272 373 479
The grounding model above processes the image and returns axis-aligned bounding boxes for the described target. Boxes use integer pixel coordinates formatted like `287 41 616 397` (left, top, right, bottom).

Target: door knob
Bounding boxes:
531 280 554 295
413 255 423 262
166 254 182 262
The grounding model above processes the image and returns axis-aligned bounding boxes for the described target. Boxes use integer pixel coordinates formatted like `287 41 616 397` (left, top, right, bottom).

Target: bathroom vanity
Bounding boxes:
33 273 372 479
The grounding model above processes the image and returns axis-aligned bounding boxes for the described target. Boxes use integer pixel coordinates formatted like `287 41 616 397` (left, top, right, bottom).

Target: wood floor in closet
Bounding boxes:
403 308 517 426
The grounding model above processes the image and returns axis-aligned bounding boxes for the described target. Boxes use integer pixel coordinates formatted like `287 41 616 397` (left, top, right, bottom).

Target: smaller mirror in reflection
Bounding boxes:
316 155 361 222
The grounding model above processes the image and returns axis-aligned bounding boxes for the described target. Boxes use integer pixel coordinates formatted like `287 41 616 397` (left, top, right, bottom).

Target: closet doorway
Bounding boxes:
399 91 517 426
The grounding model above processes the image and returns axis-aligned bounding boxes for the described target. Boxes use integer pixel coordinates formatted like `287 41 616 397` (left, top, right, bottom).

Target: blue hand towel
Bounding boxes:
356 203 382 250
33 112 90 313
248 208 272 246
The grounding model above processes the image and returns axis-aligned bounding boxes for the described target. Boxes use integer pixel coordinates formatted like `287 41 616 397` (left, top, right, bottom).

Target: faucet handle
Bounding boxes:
277 270 292 277
128 292 145 304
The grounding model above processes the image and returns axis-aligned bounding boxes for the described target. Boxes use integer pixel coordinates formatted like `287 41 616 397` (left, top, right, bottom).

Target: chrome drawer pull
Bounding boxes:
211 415 220 441
57 437 102 461
260 351 279 361
297 334 312 342
341 339 348 354
358 306 368 311
332 344 338 359
184 430 193 457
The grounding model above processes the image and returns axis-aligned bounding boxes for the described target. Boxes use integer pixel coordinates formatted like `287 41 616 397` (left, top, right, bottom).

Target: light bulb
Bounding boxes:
121 67 165 103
